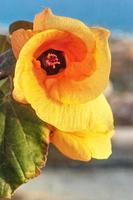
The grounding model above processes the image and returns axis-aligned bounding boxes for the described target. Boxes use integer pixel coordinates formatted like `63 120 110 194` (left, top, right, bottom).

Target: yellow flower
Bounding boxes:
11 8 114 161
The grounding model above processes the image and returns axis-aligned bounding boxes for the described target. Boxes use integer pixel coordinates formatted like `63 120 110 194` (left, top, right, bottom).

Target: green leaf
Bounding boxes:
0 35 11 54
0 49 16 80
9 21 33 34
0 78 49 199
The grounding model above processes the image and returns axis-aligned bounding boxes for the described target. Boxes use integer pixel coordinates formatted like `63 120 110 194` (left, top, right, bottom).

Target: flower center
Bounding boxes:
37 49 66 75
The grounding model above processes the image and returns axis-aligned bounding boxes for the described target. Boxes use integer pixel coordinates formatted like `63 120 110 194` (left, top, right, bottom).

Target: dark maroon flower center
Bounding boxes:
37 49 66 75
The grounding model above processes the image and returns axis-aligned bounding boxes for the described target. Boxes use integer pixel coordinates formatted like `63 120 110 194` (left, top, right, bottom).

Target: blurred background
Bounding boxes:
0 0 133 200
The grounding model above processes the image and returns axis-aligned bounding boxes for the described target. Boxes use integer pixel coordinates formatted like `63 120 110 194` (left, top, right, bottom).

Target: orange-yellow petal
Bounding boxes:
33 8 95 53
51 130 91 161
51 128 114 161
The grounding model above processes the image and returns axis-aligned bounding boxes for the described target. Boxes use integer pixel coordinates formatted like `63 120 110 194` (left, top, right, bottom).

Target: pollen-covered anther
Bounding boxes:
45 53 61 69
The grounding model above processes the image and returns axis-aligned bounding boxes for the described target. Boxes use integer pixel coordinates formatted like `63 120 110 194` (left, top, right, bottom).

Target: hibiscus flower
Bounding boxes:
11 8 114 161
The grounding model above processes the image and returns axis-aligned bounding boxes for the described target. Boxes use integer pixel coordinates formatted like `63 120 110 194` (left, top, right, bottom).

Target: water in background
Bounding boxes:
0 0 133 33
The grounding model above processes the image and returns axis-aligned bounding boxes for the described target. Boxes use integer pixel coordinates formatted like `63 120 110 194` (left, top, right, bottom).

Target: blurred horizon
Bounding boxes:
0 0 133 33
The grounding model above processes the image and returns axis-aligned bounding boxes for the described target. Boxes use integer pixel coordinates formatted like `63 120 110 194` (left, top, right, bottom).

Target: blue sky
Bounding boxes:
0 0 133 32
